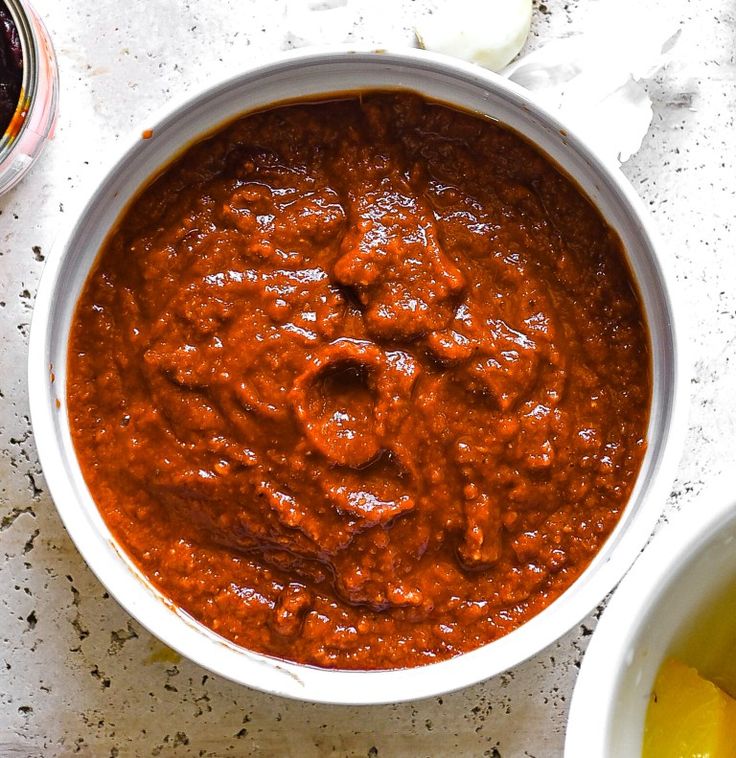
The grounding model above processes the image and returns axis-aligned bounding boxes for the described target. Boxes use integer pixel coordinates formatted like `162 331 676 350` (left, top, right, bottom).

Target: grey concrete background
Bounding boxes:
1 0 733 755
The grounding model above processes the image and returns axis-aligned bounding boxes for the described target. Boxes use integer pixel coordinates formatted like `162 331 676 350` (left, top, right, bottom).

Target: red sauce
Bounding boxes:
67 93 651 669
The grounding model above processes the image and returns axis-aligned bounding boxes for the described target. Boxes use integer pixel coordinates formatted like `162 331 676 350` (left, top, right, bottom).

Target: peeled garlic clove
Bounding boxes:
416 0 532 73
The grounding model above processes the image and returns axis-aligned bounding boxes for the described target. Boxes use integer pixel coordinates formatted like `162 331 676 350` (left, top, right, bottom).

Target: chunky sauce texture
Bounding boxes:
68 93 650 669
0 1 21 136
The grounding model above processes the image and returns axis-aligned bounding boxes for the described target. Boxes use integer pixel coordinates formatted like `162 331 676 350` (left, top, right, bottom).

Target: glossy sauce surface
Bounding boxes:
68 93 651 669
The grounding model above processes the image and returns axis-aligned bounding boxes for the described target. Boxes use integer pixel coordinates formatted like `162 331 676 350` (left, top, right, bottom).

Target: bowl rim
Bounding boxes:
564 478 736 755
28 45 689 705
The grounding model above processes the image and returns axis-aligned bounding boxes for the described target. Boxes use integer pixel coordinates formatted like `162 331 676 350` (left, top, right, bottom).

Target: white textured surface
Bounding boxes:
505 0 680 163
0 0 732 755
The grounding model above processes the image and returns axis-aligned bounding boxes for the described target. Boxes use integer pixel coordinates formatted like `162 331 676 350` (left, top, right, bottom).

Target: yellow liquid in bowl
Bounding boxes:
643 658 736 757
677 582 736 698
643 583 736 756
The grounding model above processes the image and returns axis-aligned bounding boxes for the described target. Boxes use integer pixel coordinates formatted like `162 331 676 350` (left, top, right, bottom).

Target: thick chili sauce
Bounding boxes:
67 93 651 669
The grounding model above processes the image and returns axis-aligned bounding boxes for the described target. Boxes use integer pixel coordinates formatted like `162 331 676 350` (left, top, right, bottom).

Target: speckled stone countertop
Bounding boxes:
1 0 733 755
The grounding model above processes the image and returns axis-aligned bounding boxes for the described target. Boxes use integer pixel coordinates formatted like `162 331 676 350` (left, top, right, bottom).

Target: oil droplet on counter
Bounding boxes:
145 641 182 665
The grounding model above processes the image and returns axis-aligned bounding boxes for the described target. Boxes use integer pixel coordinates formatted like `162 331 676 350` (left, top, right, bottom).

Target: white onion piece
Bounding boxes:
416 0 532 73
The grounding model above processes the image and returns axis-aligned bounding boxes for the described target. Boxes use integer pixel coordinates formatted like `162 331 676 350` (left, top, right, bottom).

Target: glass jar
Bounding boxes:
0 0 58 196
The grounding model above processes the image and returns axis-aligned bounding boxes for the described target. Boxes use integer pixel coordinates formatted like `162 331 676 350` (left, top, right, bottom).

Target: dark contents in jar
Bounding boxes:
0 1 22 136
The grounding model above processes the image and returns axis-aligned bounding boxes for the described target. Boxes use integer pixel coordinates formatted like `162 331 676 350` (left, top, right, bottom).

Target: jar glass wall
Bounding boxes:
0 0 58 196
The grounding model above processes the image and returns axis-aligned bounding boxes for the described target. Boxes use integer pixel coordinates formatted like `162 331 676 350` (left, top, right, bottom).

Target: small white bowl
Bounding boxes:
28 47 687 704
565 480 736 755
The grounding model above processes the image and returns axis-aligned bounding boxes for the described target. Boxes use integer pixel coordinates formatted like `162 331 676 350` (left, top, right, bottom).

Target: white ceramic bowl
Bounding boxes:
565 480 736 755
28 48 686 704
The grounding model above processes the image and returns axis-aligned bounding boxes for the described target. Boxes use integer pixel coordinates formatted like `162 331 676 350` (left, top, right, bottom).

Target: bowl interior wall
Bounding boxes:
605 507 736 754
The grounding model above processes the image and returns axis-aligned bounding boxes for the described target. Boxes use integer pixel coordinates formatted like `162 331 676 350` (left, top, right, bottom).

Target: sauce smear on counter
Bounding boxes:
67 93 651 669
